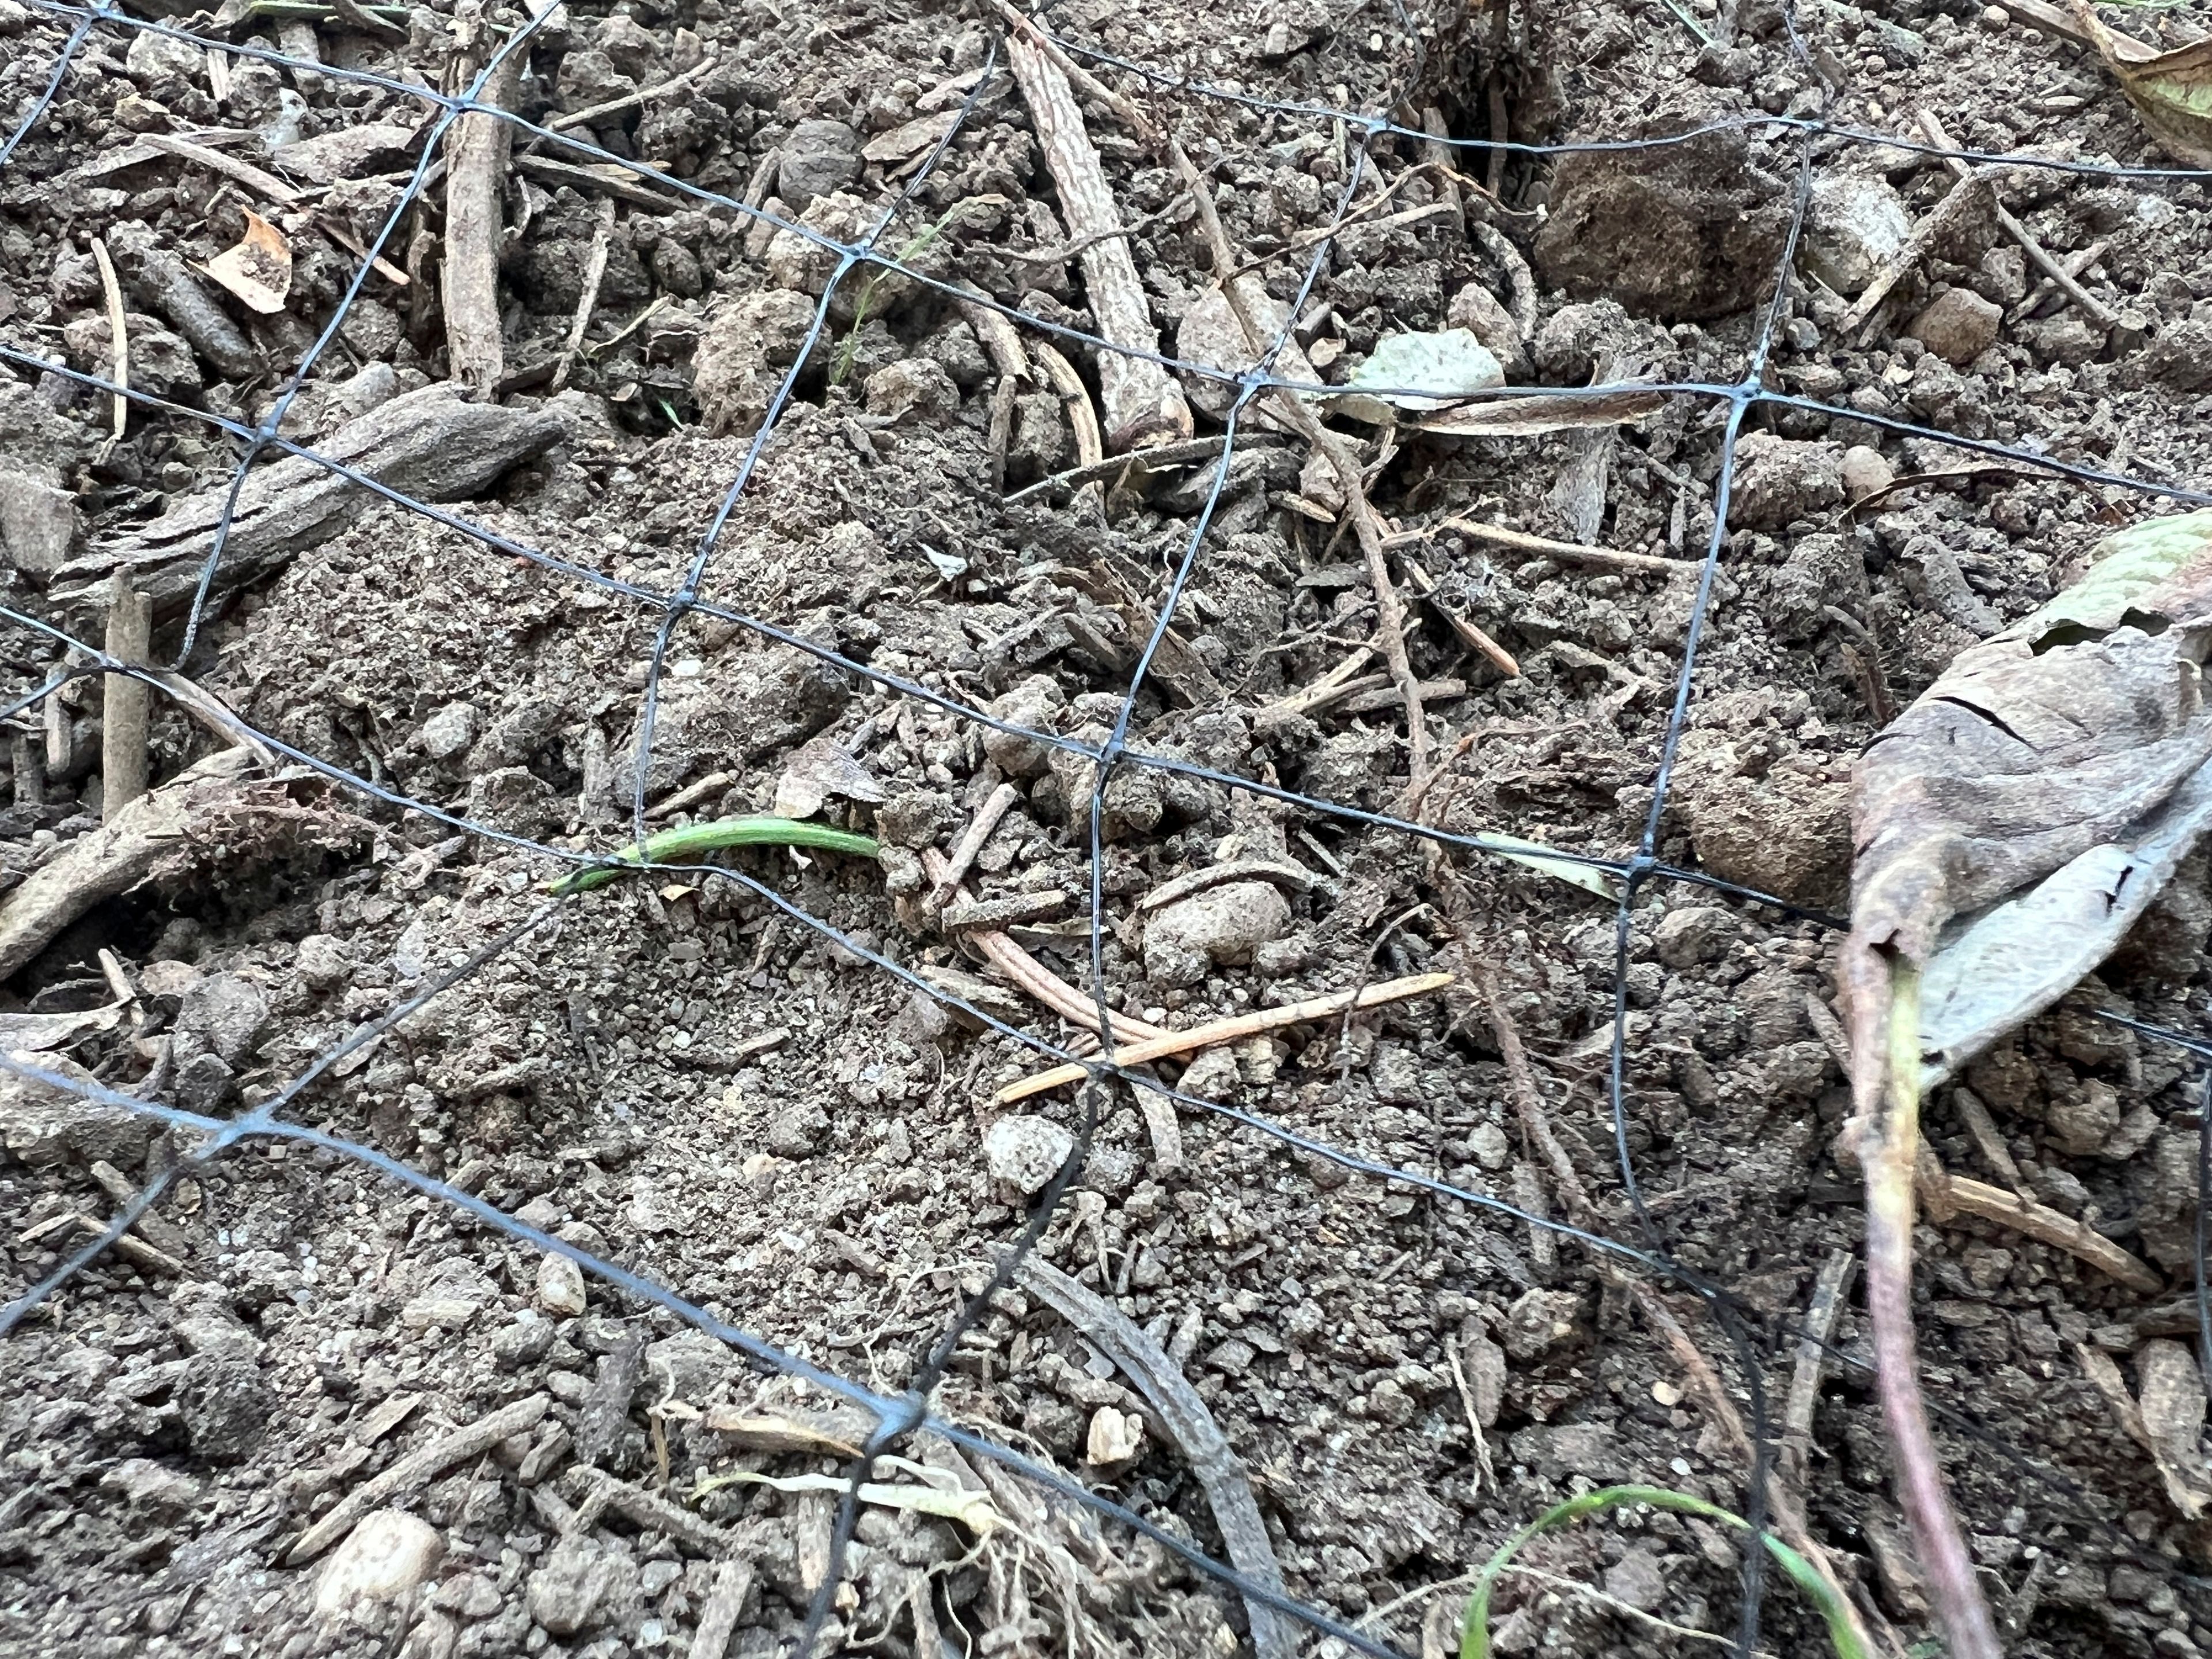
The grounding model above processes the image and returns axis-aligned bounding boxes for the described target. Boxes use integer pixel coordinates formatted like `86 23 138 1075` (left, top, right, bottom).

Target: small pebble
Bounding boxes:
1907 287 2002 368
537 1251 588 1318
1085 1406 1143 1465
1839 444 1895 502
1652 1379 1684 1407
983 1113 1075 1194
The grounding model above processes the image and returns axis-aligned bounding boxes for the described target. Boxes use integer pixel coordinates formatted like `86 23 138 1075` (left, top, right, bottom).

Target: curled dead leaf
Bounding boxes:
2070 0 2212 169
199 209 293 316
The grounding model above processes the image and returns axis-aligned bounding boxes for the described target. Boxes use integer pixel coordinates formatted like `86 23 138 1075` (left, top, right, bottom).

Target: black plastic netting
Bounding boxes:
2 1 2210 1656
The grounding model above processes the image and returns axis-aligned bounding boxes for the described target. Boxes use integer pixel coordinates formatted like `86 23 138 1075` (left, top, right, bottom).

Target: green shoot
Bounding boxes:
830 209 958 387
1459 1485 1867 1659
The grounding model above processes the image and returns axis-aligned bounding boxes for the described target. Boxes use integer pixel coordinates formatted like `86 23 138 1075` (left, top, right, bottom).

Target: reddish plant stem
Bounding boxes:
1854 950 2003 1659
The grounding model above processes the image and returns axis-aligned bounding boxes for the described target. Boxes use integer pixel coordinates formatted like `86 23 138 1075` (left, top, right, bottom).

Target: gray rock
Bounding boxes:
1176 1048 1240 1103
419 702 479 762
1466 1121 1512 1172
1900 535 1998 635
526 1535 639 1637
1729 432 1843 529
432 1572 504 1620
0 379 92 478
863 358 959 422
177 972 268 1066
492 1313 556 1370
1501 1287 1583 1361
171 1300 260 1361
1446 281 1525 374
1907 287 2001 367
295 933 351 991
1839 444 1894 502
1509 1421 1624 1480
1142 880 1291 987
125 26 204 84
874 789 952 849
766 1099 831 1158
1534 124 1790 321
2045 1080 2121 1157
982 675 1066 779
0 1057 151 1169
466 766 557 838
643 1330 734 1404
0 470 79 578
1173 277 1319 419
778 119 862 213
63 312 202 400
1653 906 1733 968
176 1356 273 1461
173 1051 235 1114
2141 319 2212 392
474 698 567 769
555 47 635 111
1801 173 1911 297
983 1113 1075 1194
1604 1547 1669 1612
2016 313 2105 366
101 1457 202 1513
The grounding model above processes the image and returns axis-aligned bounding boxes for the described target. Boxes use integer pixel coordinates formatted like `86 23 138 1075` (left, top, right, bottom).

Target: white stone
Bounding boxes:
316 1510 444 1618
537 1250 588 1318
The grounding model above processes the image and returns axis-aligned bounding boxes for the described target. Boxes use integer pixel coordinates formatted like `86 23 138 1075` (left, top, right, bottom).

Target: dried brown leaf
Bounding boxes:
1852 510 2212 971
198 208 292 315
2071 0 2212 169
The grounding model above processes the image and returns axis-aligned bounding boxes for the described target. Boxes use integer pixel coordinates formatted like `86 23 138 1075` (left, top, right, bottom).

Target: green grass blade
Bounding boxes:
1460 1484 1866 1659
551 816 881 895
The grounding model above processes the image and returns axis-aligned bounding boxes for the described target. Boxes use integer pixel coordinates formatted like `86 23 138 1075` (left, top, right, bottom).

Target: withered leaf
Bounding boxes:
1850 509 2212 1077
1414 387 1669 439
2070 0 2212 169
198 208 293 316
770 734 885 821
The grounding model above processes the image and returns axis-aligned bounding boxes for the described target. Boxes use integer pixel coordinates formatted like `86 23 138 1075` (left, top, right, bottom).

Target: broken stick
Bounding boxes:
1914 108 2119 333
1166 138 1432 785
995 971 1452 1103
1005 33 1190 450
443 28 523 396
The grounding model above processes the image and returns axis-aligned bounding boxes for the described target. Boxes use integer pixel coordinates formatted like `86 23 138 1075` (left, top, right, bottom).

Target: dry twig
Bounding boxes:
995 972 1452 1103
1410 516 1691 575
551 196 616 395
444 27 524 395
921 849 1162 1047
100 571 151 823
288 1393 550 1560
1914 109 2119 331
89 237 128 449
1165 140 1431 786
1781 1248 1857 1493
931 782 1022 908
